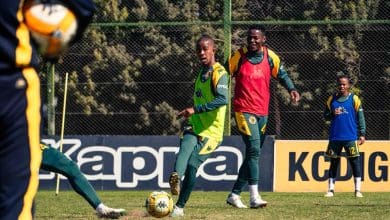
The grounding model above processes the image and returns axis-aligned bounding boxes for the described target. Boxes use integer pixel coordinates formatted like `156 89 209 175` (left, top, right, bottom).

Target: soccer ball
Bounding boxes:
145 191 174 218
23 0 78 58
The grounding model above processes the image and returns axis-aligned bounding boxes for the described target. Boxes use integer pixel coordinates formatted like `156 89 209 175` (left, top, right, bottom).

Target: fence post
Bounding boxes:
223 0 232 136
47 62 56 135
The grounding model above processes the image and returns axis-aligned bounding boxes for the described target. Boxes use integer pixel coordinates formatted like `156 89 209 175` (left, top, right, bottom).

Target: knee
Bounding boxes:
61 159 82 178
247 139 261 158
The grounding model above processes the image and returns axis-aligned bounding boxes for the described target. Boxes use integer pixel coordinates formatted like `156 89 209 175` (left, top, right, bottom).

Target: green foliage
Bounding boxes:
49 1 389 136
94 0 129 22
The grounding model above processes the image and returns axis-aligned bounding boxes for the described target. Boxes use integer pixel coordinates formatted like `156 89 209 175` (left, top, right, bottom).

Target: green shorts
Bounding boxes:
174 128 222 177
325 140 359 158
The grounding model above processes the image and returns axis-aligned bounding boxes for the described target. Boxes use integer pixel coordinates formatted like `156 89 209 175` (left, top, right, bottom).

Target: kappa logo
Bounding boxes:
40 138 244 188
336 106 348 114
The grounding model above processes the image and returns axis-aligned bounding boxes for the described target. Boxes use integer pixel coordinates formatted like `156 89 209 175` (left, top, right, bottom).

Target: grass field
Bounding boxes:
35 190 390 219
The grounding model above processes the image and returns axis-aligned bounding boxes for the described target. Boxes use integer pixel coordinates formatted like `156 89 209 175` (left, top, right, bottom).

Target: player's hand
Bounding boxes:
290 90 300 104
358 136 365 145
178 107 195 119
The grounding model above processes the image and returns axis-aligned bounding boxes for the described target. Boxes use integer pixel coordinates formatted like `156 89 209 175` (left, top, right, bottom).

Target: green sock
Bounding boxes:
176 165 197 208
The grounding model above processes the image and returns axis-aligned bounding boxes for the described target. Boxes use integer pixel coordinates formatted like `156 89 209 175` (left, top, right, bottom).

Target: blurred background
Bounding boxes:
39 0 390 140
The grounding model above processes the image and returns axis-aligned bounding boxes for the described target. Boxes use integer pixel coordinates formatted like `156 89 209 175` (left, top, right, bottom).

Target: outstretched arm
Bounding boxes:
268 49 300 104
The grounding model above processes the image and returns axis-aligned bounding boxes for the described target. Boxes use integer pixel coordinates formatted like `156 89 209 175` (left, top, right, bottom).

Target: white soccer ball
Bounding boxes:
145 191 174 218
23 0 78 58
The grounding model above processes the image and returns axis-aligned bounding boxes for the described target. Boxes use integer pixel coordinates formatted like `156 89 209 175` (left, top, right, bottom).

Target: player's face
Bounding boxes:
337 77 350 95
196 39 215 66
247 29 266 52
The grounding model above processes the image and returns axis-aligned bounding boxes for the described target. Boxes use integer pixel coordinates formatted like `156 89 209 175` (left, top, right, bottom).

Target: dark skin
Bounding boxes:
247 29 266 53
178 38 216 118
247 28 300 104
335 77 365 145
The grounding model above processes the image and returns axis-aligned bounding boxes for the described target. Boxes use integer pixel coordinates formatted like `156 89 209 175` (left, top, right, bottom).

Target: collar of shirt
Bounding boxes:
246 51 264 64
201 66 213 82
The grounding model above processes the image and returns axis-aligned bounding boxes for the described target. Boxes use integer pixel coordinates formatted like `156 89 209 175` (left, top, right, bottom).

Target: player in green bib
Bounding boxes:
169 35 229 217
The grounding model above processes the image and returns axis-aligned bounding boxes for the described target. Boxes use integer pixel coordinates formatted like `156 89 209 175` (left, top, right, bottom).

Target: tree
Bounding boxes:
47 0 389 138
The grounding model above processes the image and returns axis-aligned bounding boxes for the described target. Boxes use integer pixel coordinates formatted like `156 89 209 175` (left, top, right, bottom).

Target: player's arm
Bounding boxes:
228 49 244 77
268 49 300 103
268 49 296 92
353 95 366 137
194 70 229 113
324 96 333 121
357 105 366 145
64 0 96 43
357 107 366 137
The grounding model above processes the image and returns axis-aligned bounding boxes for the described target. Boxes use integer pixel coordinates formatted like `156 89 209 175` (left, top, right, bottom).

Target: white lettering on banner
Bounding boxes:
116 146 162 188
198 147 243 181
39 139 243 188
78 146 118 181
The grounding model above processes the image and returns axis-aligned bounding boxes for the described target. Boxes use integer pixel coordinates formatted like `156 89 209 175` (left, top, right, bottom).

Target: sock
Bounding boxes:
96 203 106 211
174 205 183 210
248 184 259 200
354 177 361 191
329 178 335 191
230 192 240 198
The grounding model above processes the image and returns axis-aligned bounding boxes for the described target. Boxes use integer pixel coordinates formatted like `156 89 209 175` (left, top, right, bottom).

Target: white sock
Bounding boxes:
174 205 183 211
230 192 240 198
248 184 259 200
96 203 106 211
354 177 361 191
329 178 335 191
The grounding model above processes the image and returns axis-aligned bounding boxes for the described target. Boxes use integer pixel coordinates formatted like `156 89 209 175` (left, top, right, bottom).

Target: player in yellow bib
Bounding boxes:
169 35 229 217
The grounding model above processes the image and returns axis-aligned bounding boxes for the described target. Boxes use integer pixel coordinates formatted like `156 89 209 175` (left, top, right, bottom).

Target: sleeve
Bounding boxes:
268 49 297 92
194 67 229 113
324 96 333 121
63 0 96 43
228 48 244 76
353 95 366 136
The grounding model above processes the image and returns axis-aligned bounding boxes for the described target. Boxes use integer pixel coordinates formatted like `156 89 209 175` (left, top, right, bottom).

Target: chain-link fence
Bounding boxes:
39 1 390 140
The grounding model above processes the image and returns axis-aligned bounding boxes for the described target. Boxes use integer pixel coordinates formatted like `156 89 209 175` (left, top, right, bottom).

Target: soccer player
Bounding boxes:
323 74 366 198
40 143 126 218
226 25 300 208
0 1 94 219
168 35 229 217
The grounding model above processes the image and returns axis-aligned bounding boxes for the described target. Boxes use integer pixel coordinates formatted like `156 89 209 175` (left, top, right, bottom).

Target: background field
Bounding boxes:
35 190 390 219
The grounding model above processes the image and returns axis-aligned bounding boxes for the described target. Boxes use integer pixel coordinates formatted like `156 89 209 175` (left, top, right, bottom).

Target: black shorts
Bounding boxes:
325 140 359 158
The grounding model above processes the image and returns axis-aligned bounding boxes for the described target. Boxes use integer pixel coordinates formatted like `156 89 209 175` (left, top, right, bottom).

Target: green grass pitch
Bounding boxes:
35 190 390 219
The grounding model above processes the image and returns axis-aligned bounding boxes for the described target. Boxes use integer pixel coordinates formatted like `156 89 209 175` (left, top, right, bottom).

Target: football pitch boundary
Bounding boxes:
35 190 390 219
